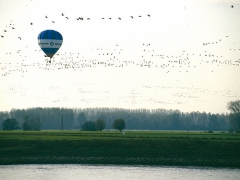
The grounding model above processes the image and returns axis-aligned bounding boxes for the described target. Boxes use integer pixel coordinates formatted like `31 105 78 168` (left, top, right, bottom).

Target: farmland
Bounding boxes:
0 130 240 167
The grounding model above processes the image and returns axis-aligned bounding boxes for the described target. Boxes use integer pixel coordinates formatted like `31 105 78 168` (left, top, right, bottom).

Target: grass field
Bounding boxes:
1 130 240 140
0 130 240 167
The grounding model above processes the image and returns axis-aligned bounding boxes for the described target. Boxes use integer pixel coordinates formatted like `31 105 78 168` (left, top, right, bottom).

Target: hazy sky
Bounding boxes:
0 0 240 113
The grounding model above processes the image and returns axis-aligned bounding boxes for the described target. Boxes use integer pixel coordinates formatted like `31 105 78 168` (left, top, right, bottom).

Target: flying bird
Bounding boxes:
130 16 133 19
52 21 55 23
45 16 48 18
147 14 150 17
18 37 21 40
231 5 234 8
62 13 64 16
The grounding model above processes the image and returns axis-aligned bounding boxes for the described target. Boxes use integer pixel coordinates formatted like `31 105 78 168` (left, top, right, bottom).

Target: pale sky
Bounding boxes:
0 0 240 113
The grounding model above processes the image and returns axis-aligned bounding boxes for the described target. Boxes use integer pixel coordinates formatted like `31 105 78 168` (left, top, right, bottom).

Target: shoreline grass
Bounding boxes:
0 130 240 167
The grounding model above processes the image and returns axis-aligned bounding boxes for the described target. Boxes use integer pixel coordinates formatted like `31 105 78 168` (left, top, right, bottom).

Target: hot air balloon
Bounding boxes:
38 30 63 58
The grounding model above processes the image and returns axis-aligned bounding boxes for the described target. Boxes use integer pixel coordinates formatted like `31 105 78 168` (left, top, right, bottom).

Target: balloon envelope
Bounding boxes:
38 30 63 58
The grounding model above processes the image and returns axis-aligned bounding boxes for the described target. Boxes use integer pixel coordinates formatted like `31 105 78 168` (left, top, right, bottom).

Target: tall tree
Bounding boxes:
76 112 87 128
2 118 19 130
227 100 240 131
112 119 126 132
22 115 41 131
81 121 96 131
208 114 219 131
0 111 10 129
95 118 106 131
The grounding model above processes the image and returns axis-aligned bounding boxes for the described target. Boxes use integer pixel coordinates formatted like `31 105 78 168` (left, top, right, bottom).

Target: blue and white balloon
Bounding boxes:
38 30 63 58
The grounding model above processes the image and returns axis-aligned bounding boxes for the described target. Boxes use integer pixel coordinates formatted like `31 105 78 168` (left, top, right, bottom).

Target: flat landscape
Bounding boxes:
0 131 240 167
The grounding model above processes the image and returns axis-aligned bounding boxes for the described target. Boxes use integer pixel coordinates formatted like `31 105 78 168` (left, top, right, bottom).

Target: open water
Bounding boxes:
0 164 239 180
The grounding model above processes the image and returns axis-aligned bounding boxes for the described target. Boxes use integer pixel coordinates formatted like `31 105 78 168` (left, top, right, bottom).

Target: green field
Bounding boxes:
0 130 240 167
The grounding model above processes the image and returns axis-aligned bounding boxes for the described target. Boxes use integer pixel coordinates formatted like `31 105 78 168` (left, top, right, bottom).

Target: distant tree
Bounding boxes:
81 121 96 131
227 100 240 131
2 118 19 130
171 110 181 130
112 119 126 132
76 112 87 128
208 114 219 131
0 111 10 129
3 107 230 131
22 115 41 131
95 119 106 131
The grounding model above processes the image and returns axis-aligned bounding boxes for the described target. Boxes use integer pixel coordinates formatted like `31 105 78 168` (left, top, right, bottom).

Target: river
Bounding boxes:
0 164 239 180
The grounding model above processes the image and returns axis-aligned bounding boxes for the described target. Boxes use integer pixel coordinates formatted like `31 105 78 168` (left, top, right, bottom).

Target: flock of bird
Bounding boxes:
42 12 151 23
0 11 151 40
1 31 240 77
0 3 238 77
0 3 239 108
1 22 16 38
0 8 154 77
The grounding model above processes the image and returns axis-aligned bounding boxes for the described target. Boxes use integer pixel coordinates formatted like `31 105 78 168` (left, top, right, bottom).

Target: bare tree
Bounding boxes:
227 100 240 131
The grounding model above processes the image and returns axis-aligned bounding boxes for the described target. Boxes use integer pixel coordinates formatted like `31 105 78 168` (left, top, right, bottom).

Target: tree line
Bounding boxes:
80 118 125 132
1 102 239 131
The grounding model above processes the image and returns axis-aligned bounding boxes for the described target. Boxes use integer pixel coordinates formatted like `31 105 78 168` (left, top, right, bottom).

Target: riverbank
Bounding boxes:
0 131 239 167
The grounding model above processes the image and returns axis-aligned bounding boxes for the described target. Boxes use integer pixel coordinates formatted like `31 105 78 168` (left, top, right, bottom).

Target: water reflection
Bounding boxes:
0 164 239 180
